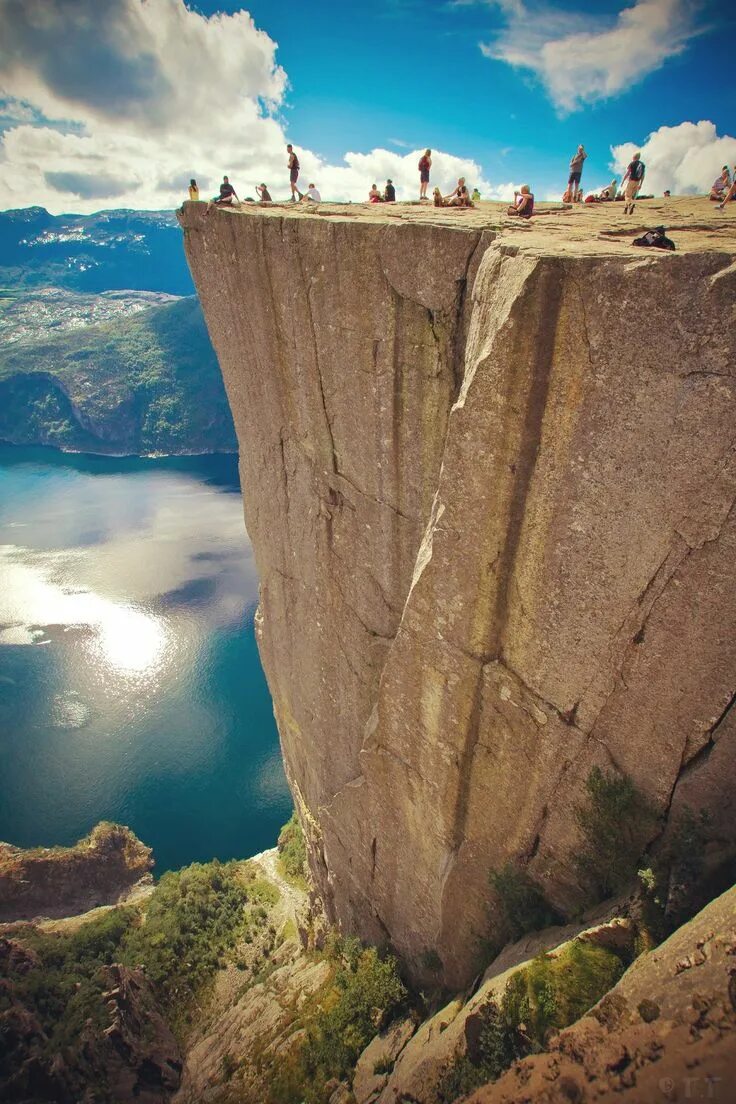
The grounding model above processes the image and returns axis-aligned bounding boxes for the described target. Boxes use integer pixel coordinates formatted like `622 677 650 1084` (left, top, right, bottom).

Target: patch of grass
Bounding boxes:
502 940 625 1048
574 767 657 901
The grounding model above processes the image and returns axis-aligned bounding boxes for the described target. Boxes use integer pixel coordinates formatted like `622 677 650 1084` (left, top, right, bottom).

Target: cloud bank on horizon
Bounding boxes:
0 0 731 212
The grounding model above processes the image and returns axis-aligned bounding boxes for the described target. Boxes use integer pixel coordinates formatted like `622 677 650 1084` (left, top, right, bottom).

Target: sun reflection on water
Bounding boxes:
90 603 170 677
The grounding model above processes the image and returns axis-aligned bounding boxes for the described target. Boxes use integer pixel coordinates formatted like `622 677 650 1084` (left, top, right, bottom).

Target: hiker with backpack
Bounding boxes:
418 149 431 201
621 152 646 214
287 144 302 201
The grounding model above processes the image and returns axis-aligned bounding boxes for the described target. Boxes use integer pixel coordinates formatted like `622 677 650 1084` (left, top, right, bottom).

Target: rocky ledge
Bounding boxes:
0 823 153 923
179 197 736 988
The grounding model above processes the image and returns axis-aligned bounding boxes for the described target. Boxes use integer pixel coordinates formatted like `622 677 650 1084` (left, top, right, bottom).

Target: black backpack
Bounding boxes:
633 227 675 251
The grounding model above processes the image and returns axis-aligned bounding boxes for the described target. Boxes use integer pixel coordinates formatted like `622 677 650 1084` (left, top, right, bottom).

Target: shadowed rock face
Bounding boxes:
179 201 736 988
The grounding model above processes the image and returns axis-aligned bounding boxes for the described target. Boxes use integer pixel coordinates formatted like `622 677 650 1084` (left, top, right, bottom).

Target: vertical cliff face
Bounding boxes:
179 202 736 988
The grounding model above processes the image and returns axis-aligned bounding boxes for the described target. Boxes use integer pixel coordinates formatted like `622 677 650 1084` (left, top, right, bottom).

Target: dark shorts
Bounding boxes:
290 168 299 184
420 170 430 183
568 170 582 185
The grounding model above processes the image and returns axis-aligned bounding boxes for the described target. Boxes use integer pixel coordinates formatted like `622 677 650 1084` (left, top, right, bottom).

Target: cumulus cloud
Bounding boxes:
611 120 736 195
480 0 704 112
0 0 506 211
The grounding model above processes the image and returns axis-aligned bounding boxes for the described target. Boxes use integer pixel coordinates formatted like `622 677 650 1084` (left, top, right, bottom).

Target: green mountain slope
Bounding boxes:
0 296 236 455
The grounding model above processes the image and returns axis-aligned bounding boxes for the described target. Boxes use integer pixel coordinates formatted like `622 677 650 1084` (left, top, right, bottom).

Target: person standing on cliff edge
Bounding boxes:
418 149 431 201
287 145 302 201
567 144 587 202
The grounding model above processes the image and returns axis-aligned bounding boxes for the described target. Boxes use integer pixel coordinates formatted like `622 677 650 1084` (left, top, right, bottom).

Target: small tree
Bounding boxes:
573 767 657 900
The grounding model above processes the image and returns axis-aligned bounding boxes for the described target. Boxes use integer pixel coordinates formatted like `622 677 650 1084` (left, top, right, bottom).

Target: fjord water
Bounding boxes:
0 445 291 872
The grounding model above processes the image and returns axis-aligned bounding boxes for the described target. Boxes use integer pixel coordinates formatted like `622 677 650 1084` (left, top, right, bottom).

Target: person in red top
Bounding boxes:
418 149 431 201
287 144 302 201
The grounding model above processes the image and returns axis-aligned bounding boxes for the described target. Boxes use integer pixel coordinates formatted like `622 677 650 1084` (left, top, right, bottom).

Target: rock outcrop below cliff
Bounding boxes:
466 884 736 1104
179 198 736 988
0 823 153 922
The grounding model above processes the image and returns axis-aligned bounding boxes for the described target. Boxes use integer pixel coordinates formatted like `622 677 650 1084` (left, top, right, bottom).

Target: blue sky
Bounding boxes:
235 0 735 186
0 0 734 210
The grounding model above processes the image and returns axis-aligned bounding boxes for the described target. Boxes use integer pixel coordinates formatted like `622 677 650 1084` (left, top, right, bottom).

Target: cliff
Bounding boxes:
0 822 153 922
179 197 736 988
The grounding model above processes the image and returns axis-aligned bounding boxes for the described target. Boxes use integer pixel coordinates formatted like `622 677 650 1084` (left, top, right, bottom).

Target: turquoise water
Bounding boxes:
0 445 291 872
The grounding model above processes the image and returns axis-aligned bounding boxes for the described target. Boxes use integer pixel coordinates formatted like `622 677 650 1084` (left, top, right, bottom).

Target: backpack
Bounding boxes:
630 160 645 181
633 227 675 251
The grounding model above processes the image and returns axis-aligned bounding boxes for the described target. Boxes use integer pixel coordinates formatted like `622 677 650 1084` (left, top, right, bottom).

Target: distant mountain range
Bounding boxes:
0 206 236 455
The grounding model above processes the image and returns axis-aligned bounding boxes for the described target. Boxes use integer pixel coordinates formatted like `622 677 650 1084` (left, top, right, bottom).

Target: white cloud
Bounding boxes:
480 0 704 113
611 120 736 196
0 0 507 211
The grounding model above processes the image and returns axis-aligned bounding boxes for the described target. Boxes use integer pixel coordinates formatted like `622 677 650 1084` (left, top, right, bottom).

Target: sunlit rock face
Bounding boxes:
179 201 736 988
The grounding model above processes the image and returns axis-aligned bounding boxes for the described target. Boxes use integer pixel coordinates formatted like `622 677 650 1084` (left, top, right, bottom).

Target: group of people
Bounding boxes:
709 165 736 209
186 138 734 219
563 144 647 213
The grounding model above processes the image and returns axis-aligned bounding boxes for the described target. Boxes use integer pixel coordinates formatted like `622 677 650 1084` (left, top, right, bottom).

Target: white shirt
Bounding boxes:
304 187 321 202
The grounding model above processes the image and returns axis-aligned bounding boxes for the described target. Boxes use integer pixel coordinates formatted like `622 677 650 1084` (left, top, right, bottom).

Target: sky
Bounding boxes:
0 0 734 212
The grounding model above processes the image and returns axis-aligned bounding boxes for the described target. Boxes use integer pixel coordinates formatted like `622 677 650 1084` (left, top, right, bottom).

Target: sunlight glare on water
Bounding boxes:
0 447 291 871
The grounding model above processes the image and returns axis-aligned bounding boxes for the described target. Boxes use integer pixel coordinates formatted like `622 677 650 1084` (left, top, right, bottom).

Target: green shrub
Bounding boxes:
573 768 657 900
122 860 250 1015
489 863 562 944
278 812 307 883
299 943 407 1100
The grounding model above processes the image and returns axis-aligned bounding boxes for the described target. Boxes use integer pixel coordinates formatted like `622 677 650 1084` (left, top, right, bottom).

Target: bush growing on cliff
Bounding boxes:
297 941 407 1101
122 859 250 1014
277 811 307 884
489 863 562 944
2 908 135 1051
573 767 657 900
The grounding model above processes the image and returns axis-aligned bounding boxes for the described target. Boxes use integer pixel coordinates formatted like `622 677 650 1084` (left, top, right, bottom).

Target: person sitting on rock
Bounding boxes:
717 168 736 211
188 179 199 201
368 183 382 203
710 166 731 201
301 183 321 202
433 187 445 207
384 179 396 203
212 176 238 206
444 177 472 207
471 187 481 203
255 183 272 203
507 185 534 218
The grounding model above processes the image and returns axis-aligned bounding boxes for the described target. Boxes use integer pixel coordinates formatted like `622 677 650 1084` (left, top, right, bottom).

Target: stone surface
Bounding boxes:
0 822 153 923
179 197 736 988
466 884 736 1104
373 917 634 1104
353 1017 417 1103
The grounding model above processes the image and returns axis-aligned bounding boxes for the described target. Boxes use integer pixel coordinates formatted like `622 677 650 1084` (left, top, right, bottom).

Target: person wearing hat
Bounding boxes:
384 179 396 202
255 183 272 203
